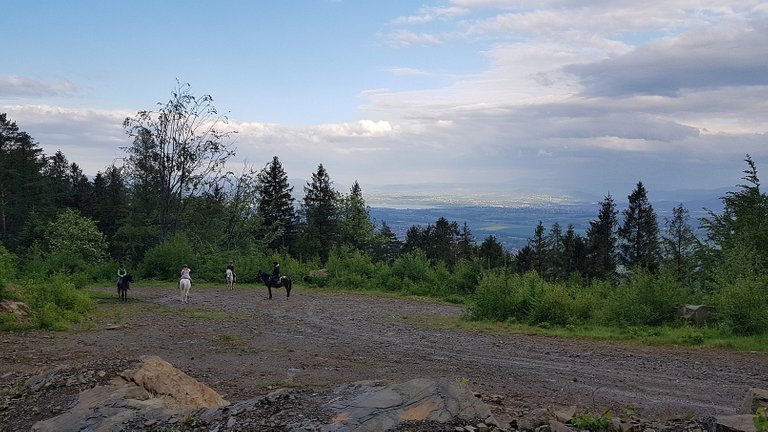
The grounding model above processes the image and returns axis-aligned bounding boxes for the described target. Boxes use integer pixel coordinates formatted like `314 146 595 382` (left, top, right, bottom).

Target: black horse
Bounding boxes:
117 274 133 301
257 271 292 299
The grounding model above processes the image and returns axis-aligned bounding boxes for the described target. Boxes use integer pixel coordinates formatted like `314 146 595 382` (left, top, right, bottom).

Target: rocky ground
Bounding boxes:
1 284 767 431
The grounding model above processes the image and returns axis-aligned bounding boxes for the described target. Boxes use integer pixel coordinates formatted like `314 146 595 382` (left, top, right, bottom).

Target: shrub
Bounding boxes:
139 233 196 280
19 274 95 330
0 244 18 300
603 268 686 327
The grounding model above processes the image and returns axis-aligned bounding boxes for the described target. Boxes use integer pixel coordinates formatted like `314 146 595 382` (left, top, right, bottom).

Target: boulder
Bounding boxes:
738 388 768 415
327 378 500 432
0 300 31 322
120 355 229 410
32 356 228 432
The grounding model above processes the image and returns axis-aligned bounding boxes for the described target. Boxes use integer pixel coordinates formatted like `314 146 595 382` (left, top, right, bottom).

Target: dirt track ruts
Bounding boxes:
1 284 767 421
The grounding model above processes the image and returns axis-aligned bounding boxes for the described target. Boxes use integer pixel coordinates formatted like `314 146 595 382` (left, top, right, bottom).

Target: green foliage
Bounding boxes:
711 243 768 336
602 267 686 327
755 407 768 432
47 209 108 262
139 233 196 280
571 410 613 432
0 244 18 299
12 274 95 330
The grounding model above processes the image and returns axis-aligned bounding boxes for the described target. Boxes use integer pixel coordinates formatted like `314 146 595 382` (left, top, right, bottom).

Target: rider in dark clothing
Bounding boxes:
271 261 280 285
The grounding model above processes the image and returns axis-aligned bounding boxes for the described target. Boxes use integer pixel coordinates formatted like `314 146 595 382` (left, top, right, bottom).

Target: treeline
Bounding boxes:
1 84 767 337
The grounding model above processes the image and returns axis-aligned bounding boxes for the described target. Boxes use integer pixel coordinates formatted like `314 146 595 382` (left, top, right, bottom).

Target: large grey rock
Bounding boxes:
738 388 768 415
31 356 229 432
716 415 757 432
325 378 498 432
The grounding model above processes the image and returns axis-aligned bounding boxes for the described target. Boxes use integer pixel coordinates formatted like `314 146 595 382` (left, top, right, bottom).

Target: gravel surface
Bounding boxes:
1 284 767 431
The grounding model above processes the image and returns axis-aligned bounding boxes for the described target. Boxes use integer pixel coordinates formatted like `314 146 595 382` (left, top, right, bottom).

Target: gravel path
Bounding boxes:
2 284 767 425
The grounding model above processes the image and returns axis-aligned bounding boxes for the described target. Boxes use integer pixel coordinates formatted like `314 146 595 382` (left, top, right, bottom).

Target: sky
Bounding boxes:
2 0 767 205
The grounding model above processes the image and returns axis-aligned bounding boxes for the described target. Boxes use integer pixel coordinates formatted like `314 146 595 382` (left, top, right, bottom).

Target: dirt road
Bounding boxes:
2 284 767 426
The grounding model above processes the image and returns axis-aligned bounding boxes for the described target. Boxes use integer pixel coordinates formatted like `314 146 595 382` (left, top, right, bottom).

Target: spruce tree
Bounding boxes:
338 181 374 252
256 156 296 250
661 203 698 284
586 194 618 280
301 163 339 262
457 222 476 261
0 114 47 250
618 181 660 273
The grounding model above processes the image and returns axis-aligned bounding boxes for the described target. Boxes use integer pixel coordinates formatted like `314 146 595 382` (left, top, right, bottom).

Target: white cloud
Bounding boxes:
0 75 78 98
383 30 442 48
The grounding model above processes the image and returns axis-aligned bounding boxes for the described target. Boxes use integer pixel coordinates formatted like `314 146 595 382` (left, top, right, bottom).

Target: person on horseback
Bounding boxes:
271 261 280 285
227 260 235 276
180 264 192 284
117 262 127 286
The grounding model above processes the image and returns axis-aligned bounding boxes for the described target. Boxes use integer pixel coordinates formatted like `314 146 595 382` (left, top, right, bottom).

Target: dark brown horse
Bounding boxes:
117 274 133 302
257 271 292 299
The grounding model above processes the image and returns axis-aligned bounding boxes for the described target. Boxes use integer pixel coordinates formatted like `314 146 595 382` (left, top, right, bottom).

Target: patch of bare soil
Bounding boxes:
1 284 767 431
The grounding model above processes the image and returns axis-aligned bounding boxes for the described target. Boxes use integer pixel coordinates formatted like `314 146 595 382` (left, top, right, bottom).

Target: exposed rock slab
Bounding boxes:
326 378 498 431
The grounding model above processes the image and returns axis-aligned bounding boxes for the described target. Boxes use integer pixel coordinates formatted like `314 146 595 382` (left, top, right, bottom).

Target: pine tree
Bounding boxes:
372 221 402 263
479 235 506 268
618 181 660 273
338 181 375 252
529 221 548 276
301 163 339 262
661 203 698 284
256 156 296 250
0 114 47 250
457 222 477 261
586 194 618 280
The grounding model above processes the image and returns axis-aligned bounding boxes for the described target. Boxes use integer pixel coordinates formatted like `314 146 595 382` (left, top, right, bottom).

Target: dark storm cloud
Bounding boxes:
564 23 768 97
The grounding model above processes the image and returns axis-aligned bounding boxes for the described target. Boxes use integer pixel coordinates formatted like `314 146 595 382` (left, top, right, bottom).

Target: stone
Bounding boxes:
716 415 757 432
552 405 577 423
738 388 768 415
0 300 32 322
120 355 229 410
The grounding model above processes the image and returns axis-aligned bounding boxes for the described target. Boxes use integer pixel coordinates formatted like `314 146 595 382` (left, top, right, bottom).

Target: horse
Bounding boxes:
257 271 292 299
179 278 191 304
117 274 133 302
225 268 236 290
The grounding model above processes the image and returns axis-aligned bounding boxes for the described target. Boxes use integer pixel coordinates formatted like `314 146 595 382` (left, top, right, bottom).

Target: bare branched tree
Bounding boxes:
122 81 236 239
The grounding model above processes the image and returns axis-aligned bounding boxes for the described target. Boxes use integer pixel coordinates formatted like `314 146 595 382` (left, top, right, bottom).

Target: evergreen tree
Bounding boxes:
702 155 768 266
338 181 375 252
478 235 506 268
91 165 129 256
661 203 698 285
0 114 47 250
425 217 460 268
457 222 476 261
256 156 296 250
618 181 660 273
371 221 402 263
545 222 565 281
301 164 339 262
586 194 618 280
563 224 588 276
529 221 548 276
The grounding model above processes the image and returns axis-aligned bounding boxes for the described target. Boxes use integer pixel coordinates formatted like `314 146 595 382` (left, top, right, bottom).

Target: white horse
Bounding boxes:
179 278 191 303
225 268 236 290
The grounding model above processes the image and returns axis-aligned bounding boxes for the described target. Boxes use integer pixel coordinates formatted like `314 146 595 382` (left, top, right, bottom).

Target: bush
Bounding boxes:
0 244 18 300
17 274 95 330
716 277 768 335
602 268 686 327
139 233 196 280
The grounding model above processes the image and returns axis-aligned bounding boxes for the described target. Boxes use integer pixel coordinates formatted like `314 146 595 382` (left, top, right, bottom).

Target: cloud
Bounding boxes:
387 67 430 76
390 5 468 25
564 23 768 96
383 30 442 48
0 75 78 98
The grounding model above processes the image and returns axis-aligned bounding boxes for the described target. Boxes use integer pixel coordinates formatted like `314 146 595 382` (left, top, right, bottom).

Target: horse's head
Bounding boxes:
125 274 133 283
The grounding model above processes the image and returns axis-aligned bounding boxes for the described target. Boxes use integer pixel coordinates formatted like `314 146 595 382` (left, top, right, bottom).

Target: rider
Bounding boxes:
117 262 127 285
226 260 236 280
180 264 192 284
271 261 280 285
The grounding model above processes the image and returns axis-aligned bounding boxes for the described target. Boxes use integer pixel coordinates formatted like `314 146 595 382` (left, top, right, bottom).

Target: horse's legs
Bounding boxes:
286 281 291 298
268 285 272 300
